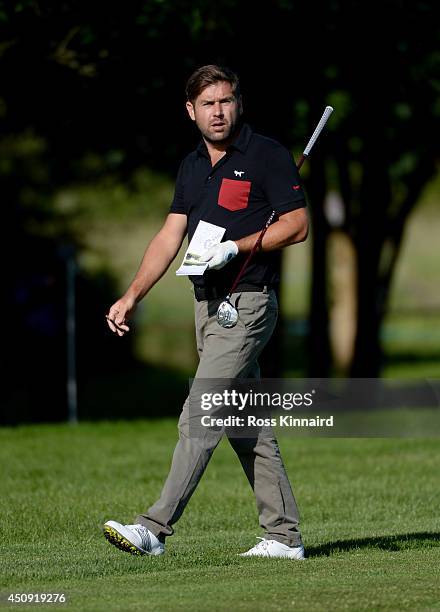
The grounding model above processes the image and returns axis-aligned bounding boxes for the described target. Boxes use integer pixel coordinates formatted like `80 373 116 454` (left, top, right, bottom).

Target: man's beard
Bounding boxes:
201 119 241 145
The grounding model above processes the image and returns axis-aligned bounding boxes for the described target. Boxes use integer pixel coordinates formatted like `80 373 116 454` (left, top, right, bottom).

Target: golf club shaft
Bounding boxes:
227 106 333 297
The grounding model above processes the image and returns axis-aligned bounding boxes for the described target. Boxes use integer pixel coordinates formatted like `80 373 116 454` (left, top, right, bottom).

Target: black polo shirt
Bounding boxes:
170 122 306 290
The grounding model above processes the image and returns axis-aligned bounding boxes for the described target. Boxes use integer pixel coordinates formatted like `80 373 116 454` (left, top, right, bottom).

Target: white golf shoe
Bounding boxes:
103 520 165 556
240 537 305 559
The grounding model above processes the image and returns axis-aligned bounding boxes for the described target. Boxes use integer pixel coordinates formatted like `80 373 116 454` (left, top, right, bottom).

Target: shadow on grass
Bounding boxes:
307 531 440 557
78 361 189 420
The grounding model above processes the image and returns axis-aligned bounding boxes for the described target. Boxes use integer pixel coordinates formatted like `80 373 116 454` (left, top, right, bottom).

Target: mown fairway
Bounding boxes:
1 420 439 611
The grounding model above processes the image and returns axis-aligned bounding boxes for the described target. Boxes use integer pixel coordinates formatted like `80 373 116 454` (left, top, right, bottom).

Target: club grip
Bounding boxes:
303 106 333 156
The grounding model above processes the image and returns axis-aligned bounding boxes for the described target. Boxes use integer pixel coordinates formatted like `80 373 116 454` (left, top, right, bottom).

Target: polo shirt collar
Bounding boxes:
229 122 253 153
196 122 253 158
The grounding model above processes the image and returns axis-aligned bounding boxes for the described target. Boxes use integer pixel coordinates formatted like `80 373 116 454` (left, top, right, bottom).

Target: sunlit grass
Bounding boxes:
1 422 439 611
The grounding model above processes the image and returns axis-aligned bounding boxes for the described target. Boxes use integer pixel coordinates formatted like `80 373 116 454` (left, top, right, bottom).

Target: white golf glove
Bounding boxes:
203 240 239 270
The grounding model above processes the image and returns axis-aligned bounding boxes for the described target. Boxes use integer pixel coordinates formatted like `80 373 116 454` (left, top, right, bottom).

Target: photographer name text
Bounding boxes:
200 415 334 428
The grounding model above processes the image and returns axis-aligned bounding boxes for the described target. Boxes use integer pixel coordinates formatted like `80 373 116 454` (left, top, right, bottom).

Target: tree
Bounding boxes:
303 1 439 376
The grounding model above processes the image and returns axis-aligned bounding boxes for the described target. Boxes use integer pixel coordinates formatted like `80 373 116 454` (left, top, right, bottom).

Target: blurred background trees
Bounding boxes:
1 0 439 422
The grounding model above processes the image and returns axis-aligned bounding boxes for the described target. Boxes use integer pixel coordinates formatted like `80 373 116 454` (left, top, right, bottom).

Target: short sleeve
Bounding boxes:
263 144 306 214
169 160 187 215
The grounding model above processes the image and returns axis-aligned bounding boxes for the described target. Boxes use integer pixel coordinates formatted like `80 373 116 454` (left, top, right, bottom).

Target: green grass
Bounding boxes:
1 421 440 610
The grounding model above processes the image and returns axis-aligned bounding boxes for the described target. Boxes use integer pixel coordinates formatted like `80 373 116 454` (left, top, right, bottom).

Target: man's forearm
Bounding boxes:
124 232 180 303
234 208 308 253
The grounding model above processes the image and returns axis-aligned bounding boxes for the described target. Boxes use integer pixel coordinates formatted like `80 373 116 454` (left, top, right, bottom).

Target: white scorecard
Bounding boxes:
176 220 226 276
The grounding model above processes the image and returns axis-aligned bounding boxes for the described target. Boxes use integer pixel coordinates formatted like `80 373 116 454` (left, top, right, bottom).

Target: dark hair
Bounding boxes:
185 65 241 103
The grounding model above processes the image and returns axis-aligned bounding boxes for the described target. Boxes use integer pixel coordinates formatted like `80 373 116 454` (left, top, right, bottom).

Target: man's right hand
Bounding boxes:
106 296 137 337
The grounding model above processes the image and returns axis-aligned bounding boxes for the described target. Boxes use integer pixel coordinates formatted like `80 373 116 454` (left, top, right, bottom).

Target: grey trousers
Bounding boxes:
136 288 302 547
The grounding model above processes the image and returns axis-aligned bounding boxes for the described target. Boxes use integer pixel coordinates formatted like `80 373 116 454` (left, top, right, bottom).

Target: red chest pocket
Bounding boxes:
218 178 251 211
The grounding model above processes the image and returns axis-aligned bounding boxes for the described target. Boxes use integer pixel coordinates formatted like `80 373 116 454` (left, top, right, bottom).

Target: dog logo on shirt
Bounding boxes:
234 170 245 178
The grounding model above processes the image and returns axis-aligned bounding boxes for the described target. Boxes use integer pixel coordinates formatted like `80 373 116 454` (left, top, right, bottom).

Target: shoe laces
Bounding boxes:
250 537 271 555
128 524 151 550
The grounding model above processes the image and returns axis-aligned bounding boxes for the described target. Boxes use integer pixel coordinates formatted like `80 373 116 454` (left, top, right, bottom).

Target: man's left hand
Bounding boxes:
203 240 239 270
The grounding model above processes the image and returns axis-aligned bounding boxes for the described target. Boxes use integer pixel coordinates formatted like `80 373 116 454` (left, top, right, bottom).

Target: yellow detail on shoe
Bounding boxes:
103 525 144 556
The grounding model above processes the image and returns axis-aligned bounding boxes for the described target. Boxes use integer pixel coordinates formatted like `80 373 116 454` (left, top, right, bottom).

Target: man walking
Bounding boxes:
104 65 308 559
